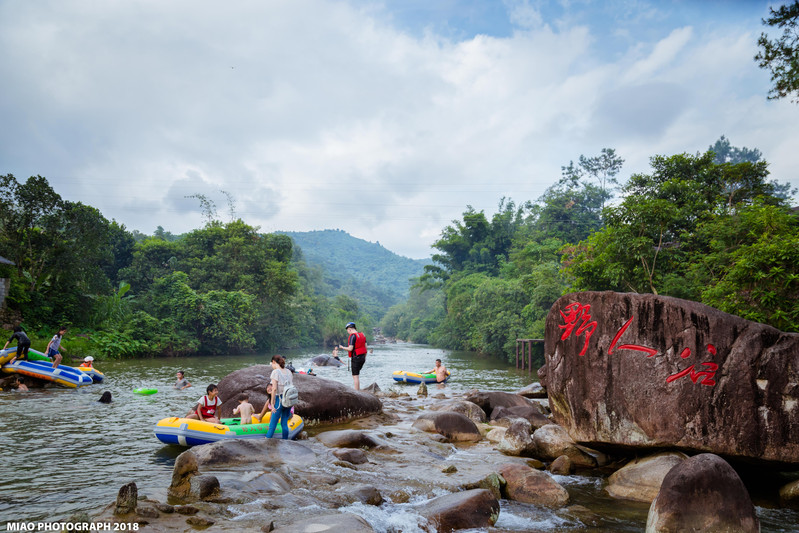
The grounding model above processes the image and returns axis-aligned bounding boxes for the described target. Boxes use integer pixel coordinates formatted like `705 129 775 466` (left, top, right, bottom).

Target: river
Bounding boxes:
1 343 797 531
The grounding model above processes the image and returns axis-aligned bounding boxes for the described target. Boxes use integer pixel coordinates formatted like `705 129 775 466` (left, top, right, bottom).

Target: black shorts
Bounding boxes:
351 354 366 376
16 343 30 357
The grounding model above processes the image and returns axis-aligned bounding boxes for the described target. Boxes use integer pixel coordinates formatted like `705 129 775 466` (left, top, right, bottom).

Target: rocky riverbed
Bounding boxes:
82 371 799 532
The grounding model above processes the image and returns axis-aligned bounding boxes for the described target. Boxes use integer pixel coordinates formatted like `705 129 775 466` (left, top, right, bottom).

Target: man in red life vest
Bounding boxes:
338 322 368 390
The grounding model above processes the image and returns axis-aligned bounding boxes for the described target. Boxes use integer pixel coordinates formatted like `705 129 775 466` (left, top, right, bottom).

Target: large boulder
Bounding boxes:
646 453 759 532
533 424 598 467
606 452 688 503
316 430 384 449
496 418 536 456
490 404 549 429
539 291 799 465
517 382 547 398
412 412 481 442
311 354 345 367
216 365 382 424
418 488 500 532
497 463 569 507
429 399 487 424
780 478 799 509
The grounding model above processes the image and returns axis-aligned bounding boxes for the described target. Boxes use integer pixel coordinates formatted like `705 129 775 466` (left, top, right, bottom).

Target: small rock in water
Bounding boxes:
98 391 112 403
441 464 458 473
114 482 137 516
417 382 428 397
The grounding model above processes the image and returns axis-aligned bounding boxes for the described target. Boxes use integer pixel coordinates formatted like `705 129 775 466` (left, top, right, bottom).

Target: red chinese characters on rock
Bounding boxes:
558 303 597 356
607 316 658 357
666 344 718 386
558 304 720 387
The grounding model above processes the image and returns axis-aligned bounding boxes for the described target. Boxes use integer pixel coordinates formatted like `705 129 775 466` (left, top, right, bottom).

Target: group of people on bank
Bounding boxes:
173 322 378 440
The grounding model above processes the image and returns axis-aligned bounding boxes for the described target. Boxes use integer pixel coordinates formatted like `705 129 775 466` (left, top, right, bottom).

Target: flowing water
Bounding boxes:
0 343 797 531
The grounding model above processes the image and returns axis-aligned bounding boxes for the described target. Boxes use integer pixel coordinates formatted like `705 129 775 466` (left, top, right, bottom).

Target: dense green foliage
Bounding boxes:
755 1 799 103
0 176 411 358
381 141 799 363
2 137 796 364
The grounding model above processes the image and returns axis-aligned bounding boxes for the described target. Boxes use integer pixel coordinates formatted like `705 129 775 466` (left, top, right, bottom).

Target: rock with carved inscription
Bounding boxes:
538 291 799 465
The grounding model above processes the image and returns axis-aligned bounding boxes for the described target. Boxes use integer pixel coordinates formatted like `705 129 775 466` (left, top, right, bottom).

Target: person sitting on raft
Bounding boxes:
185 384 222 424
79 356 94 368
4 326 31 364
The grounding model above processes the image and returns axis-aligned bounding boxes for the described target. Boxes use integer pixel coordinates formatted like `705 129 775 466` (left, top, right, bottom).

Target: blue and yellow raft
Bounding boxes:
153 413 304 446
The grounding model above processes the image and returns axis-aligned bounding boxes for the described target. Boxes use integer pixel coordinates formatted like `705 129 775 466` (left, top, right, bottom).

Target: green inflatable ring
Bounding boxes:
134 388 158 395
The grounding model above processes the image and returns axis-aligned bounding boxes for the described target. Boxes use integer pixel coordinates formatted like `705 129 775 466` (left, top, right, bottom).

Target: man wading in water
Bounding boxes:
338 322 368 390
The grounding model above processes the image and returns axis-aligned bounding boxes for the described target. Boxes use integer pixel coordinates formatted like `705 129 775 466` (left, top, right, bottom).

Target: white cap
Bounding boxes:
84 356 94 362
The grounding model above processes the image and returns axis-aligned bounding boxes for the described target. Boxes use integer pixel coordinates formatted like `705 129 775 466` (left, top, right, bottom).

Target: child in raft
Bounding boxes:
233 393 255 424
185 384 222 423
255 382 294 423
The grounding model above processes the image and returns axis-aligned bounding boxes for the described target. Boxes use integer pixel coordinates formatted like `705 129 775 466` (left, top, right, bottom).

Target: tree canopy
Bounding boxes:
755 1 799 103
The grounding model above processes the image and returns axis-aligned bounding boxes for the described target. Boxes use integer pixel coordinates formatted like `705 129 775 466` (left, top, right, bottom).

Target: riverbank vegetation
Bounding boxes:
1 137 797 362
379 138 799 364
0 176 379 358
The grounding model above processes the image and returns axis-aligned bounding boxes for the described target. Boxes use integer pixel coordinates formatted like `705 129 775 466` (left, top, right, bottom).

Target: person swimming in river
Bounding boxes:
185 384 221 423
174 370 192 390
10 377 28 392
4 326 31 364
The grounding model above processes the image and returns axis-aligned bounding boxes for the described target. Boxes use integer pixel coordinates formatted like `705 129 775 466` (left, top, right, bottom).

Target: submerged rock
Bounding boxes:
272 512 375 533
606 452 688 503
419 488 500 532
646 453 759 533
498 463 569 507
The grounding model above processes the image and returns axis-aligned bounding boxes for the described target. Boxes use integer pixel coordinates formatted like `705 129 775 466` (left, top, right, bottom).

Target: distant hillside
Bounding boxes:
280 230 430 302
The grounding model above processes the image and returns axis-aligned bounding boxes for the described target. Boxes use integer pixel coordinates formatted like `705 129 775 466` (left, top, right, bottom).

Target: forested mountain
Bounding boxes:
280 230 430 317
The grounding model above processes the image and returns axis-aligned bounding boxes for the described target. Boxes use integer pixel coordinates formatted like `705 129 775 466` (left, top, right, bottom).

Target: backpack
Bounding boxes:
281 384 299 407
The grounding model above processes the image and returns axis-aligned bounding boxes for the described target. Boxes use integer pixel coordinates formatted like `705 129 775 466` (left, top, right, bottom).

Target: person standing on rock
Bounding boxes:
338 322 368 390
265 354 293 439
4 326 31 364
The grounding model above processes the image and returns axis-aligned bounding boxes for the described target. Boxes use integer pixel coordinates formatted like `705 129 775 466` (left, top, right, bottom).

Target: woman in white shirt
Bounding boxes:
265 354 293 439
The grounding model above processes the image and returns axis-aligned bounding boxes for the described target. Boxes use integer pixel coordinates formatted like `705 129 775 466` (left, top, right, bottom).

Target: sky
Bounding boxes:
1 0 796 259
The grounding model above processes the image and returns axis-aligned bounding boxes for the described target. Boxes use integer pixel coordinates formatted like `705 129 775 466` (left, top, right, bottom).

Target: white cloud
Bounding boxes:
0 0 796 259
